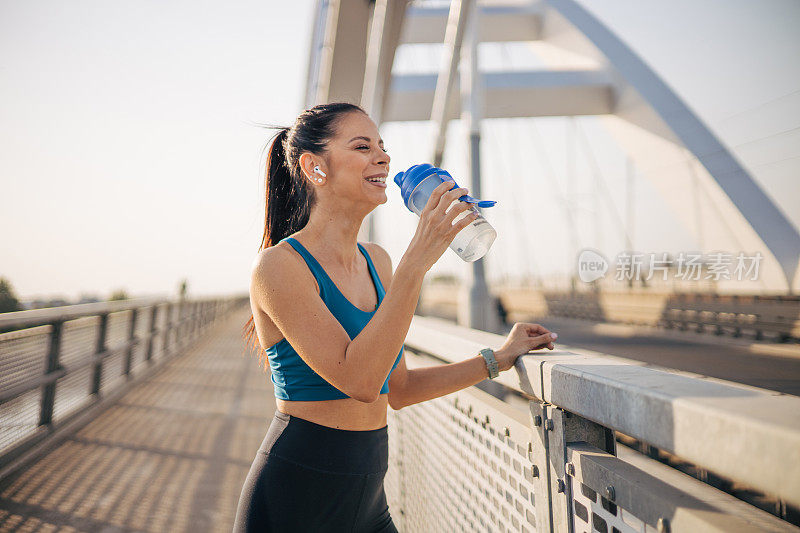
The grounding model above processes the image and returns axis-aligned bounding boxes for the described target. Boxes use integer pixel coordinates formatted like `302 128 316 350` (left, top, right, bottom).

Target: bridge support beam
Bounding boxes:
456 1 501 334
361 0 410 242
430 0 473 167
312 0 370 105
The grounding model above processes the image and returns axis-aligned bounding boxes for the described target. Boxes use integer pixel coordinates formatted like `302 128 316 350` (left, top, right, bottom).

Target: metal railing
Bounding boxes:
385 315 800 532
0 295 249 479
420 283 800 342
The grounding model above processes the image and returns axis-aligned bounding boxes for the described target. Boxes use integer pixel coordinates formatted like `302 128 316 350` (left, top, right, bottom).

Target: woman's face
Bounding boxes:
315 111 391 206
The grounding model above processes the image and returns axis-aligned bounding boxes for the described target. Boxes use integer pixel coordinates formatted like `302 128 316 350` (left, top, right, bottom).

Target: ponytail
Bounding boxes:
242 127 315 360
260 127 313 249
242 103 367 370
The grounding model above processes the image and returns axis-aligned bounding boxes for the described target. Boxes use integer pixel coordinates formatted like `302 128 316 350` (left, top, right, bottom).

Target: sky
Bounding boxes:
1 0 798 302
0 0 316 301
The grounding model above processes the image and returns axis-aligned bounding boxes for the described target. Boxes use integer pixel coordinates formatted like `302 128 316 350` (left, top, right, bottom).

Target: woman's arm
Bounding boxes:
348 243 426 402
367 242 515 410
349 183 478 401
387 350 510 410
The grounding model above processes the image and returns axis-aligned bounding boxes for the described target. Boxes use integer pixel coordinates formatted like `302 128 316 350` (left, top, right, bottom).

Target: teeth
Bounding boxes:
366 177 386 182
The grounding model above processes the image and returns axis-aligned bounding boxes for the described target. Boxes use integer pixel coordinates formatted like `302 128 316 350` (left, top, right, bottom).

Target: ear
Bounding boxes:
298 152 316 180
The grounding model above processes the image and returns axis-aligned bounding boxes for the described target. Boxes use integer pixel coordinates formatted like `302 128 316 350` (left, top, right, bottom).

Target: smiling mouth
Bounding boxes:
365 178 387 190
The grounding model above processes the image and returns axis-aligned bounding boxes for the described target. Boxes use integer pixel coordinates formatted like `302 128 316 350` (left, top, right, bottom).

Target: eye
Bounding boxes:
356 145 389 153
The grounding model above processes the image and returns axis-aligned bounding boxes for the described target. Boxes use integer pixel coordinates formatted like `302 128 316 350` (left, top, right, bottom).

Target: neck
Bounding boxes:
298 204 368 273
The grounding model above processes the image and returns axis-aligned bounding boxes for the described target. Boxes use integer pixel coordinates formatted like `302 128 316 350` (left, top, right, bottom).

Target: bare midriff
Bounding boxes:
276 396 389 431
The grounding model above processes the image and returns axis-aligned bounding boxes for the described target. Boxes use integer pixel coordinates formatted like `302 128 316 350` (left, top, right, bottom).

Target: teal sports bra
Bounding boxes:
264 236 404 401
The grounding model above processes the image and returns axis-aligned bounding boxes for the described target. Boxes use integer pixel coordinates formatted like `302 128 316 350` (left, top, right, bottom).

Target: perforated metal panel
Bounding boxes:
106 310 132 351
386 386 541 533
129 307 151 375
0 325 49 395
569 477 652 533
60 316 97 367
0 326 50 452
148 303 169 361
51 367 93 424
0 389 40 455
99 310 134 391
159 304 174 357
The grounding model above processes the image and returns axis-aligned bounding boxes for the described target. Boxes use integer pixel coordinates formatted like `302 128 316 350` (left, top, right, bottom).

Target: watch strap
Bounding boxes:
480 348 499 379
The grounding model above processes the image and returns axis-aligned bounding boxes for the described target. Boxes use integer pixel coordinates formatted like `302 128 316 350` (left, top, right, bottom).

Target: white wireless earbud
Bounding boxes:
312 166 326 183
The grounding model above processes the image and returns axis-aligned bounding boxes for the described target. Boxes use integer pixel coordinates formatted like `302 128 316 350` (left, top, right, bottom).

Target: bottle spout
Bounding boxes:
460 196 497 208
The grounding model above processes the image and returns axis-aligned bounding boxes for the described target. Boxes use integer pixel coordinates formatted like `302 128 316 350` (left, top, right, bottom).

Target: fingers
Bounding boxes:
424 181 457 213
538 332 557 343
530 332 556 351
435 186 469 215
514 322 557 352
446 211 479 239
522 323 553 337
444 200 475 225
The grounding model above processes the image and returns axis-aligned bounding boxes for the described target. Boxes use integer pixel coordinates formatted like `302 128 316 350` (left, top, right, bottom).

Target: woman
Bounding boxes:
233 102 557 532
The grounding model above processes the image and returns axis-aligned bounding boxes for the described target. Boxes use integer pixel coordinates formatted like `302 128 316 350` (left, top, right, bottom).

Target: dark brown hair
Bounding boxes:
242 102 367 369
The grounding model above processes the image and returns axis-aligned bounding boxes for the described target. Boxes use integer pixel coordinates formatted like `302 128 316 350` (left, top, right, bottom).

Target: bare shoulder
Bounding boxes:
361 242 393 287
249 242 317 310
250 243 292 284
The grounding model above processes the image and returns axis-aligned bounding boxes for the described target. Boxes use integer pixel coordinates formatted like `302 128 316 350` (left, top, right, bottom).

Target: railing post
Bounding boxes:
163 303 172 357
192 302 199 339
145 305 158 363
197 302 202 331
38 320 63 427
177 299 186 350
123 308 138 377
173 302 181 350
543 405 616 533
529 401 555 533
91 313 109 396
186 301 193 339
185 301 193 346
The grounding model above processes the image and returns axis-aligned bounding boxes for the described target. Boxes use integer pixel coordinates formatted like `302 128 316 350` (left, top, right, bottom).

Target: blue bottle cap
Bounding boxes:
393 163 497 210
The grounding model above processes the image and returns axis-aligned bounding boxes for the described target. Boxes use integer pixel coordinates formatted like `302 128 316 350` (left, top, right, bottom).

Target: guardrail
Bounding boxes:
420 283 800 342
659 293 800 341
0 295 249 480
385 315 800 532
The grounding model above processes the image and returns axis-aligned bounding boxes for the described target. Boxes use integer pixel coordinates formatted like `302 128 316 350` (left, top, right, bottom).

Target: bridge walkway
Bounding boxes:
0 307 274 533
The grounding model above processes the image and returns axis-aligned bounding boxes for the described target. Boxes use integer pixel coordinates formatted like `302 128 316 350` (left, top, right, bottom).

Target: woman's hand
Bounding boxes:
495 322 558 372
404 181 479 273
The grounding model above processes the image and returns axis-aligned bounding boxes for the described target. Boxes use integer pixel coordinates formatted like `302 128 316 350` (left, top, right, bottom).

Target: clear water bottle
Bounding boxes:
394 163 498 262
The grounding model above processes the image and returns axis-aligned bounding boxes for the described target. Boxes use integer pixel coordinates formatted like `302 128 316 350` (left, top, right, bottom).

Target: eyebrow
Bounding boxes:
348 136 384 145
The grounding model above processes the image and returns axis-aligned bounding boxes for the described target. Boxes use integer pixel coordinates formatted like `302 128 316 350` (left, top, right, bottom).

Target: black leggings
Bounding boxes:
233 410 399 533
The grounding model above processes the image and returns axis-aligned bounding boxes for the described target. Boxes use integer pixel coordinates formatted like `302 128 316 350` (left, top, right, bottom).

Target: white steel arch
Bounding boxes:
305 0 800 293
